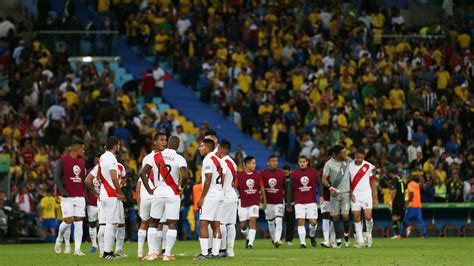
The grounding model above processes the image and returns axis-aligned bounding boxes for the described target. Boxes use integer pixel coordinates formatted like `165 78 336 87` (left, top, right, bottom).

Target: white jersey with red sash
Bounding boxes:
161 148 187 195
144 150 181 197
201 153 226 201
221 155 238 202
97 151 120 200
349 160 375 198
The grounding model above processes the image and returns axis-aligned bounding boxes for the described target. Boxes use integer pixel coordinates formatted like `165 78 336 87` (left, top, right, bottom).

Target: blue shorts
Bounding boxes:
42 218 58 230
405 208 422 220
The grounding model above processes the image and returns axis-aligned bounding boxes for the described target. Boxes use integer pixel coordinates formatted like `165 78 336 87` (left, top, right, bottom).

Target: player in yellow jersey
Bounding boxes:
39 189 59 243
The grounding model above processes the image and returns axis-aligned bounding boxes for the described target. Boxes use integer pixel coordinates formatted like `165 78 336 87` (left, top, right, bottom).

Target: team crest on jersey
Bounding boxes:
267 178 278 193
245 179 257 194
299 176 311 192
71 165 82 183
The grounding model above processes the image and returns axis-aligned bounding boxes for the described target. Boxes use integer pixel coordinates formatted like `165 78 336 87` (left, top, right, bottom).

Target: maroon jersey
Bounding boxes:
237 171 262 207
291 167 318 204
260 168 285 204
61 154 86 197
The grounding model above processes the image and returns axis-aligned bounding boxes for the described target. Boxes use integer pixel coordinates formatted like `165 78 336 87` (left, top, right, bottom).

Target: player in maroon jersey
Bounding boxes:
54 140 87 256
291 155 319 248
237 156 266 249
260 155 286 248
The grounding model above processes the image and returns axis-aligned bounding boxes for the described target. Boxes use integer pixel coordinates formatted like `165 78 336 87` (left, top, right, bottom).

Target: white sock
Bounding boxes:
330 221 336 243
115 226 125 252
164 229 177 256
162 225 168 251
64 226 71 248
267 219 276 241
241 228 249 239
89 226 97 247
220 224 227 250
57 221 70 243
227 224 236 250
199 238 209 255
212 237 221 256
309 223 317 238
248 229 256 246
275 217 283 242
156 230 163 254
322 219 330 243
298 226 306 245
98 225 105 254
355 222 364 244
104 223 117 253
147 227 157 255
138 229 147 254
366 219 373 236
73 221 83 252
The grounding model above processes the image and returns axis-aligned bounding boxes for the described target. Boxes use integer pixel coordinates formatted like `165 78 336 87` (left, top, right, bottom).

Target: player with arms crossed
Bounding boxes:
97 137 126 259
237 156 266 249
140 132 168 261
216 139 238 257
291 155 319 248
322 145 351 248
54 140 87 256
261 155 285 248
159 135 189 261
195 139 226 259
349 149 378 248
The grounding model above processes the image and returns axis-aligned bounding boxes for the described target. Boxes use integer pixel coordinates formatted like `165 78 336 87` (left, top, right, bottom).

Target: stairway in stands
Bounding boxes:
47 0 272 169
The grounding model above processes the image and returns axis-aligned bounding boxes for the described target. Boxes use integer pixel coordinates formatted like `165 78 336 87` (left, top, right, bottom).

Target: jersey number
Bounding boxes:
157 163 172 181
216 166 222 185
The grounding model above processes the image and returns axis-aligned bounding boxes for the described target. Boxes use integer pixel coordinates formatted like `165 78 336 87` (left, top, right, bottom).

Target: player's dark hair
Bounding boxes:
282 164 291 170
220 139 231 150
105 136 119 150
298 155 309 161
168 135 180 150
72 139 84 146
331 145 345 157
202 138 215 151
268 154 278 161
356 148 366 155
153 132 167 141
204 130 218 138
243 156 255 166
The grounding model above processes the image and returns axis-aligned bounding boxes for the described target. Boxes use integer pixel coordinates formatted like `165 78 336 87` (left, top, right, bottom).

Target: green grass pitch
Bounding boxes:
1 238 473 265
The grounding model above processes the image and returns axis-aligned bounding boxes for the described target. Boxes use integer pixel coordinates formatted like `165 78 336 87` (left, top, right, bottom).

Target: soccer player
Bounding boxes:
283 164 296 245
54 140 87 256
217 139 238 257
401 175 428 238
85 155 100 253
291 155 318 248
195 139 226 259
237 156 266 249
322 145 351 248
348 149 378 248
160 135 189 261
39 189 59 243
114 162 128 257
97 137 126 259
140 132 168 261
261 155 285 247
388 169 405 240
319 172 334 248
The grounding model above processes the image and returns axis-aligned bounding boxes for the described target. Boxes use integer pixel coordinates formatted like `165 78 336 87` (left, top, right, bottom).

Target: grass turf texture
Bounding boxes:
1 238 472 265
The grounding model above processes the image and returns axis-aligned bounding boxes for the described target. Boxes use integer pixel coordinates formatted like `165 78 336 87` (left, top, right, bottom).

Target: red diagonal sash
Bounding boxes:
153 152 179 195
225 159 236 178
97 161 119 198
351 163 369 191
210 155 223 176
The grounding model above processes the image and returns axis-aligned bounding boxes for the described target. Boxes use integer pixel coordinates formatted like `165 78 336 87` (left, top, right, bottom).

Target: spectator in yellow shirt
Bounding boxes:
457 32 471 50
39 189 59 242
436 66 450 95
390 82 405 110
237 69 252 93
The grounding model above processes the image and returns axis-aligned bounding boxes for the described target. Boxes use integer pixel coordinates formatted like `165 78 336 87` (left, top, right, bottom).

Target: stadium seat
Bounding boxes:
443 224 460 237
462 224 474 237
426 224 441 237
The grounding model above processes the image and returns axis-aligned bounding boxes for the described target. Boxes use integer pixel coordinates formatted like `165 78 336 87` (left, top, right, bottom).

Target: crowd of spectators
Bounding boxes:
115 0 473 205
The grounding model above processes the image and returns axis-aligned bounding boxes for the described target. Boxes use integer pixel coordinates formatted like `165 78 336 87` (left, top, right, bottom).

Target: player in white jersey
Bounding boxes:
140 132 169 261
96 137 125 260
195 139 227 260
217 139 238 257
158 136 188 261
349 149 378 248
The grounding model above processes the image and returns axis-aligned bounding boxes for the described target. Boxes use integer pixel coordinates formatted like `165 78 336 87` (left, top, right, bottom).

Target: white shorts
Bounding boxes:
200 198 223 222
139 197 153 221
87 205 98 222
238 205 259 222
295 203 318 220
164 195 181 221
100 198 124 224
61 197 86 218
150 197 166 220
220 201 238 225
320 201 332 214
351 194 373 211
264 204 285 220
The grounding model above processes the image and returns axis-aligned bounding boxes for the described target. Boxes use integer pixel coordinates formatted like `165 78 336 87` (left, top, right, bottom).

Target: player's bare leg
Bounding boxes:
240 220 249 248
114 224 127 257
89 221 98 253
196 220 211 259
352 211 364 248
363 209 373 247
247 217 257 248
137 219 149 259
274 216 283 247
321 212 332 248
163 220 178 261
55 217 73 254
308 218 318 247
297 219 307 248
